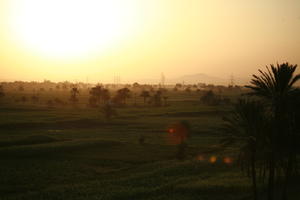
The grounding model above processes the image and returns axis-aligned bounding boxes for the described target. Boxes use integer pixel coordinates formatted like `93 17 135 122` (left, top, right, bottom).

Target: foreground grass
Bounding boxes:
0 139 250 200
0 94 299 200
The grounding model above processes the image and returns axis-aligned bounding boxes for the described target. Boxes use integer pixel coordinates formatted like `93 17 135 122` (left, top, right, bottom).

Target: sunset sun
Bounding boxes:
10 0 140 58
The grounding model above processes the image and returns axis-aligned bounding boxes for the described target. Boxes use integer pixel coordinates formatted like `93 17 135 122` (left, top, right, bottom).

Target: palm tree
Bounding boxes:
246 62 300 200
222 99 268 200
70 87 79 105
101 88 110 103
185 87 191 93
117 88 130 105
140 90 150 105
153 90 162 107
90 85 103 105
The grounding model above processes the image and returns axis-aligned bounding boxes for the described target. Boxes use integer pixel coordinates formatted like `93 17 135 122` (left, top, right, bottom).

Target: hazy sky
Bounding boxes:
1 0 300 83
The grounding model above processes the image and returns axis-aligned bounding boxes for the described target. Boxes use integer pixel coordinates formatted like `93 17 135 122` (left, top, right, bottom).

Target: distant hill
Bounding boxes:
168 73 228 85
130 73 250 85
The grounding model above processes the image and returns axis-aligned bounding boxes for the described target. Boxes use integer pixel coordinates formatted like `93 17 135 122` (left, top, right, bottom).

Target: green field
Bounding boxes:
0 87 298 200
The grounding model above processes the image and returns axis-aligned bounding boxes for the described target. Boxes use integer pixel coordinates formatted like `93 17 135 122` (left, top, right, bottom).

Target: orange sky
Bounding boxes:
0 0 300 83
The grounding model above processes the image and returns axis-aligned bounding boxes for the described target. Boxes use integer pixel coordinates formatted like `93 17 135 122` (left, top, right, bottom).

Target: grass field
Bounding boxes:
0 88 299 200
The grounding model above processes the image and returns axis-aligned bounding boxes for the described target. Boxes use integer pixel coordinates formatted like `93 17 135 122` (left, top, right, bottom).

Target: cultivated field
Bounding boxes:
0 84 299 200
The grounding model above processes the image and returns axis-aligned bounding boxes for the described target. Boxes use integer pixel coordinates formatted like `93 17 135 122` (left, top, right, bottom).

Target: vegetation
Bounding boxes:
69 87 79 105
222 63 300 200
222 99 268 200
0 85 5 98
140 90 150 105
0 64 299 200
100 103 118 121
246 63 300 200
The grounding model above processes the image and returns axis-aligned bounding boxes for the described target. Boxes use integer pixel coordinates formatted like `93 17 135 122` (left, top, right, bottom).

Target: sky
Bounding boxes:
0 0 300 83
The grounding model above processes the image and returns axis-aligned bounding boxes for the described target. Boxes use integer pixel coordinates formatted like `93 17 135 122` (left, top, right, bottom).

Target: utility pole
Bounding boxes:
114 74 121 88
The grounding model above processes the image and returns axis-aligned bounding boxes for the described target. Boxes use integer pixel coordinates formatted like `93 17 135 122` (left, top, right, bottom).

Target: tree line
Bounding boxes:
222 63 300 200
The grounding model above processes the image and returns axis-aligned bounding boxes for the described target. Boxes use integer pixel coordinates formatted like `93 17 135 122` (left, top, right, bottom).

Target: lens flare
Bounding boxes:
168 128 175 134
196 155 205 161
209 156 217 164
166 121 190 145
223 157 233 165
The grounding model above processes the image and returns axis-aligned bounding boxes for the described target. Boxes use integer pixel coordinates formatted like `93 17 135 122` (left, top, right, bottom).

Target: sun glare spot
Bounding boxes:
9 0 140 59
209 156 217 164
196 155 205 161
168 128 175 134
223 157 233 165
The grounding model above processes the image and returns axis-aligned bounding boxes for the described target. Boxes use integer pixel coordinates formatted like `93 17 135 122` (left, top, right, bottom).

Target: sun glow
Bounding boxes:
9 0 141 59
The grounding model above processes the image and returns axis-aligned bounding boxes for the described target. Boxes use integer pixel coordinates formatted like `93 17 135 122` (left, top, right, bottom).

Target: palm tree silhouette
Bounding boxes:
140 90 150 105
70 87 79 105
222 99 268 200
117 88 130 105
153 90 162 107
101 88 110 103
246 62 300 200
90 85 103 105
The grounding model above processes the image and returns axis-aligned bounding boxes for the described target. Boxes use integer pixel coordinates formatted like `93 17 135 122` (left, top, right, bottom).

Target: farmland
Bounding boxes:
0 83 298 200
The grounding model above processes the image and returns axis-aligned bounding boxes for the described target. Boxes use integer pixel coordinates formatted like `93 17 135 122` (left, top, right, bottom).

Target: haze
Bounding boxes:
0 0 300 83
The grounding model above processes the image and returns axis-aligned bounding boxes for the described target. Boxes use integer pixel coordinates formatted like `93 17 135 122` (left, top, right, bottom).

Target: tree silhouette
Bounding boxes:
116 88 130 105
153 90 162 107
89 85 111 106
175 83 182 89
90 85 103 105
185 87 191 93
101 88 110 103
88 96 98 107
200 90 219 105
132 82 140 88
222 99 268 200
69 87 79 105
140 90 150 105
246 62 300 200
